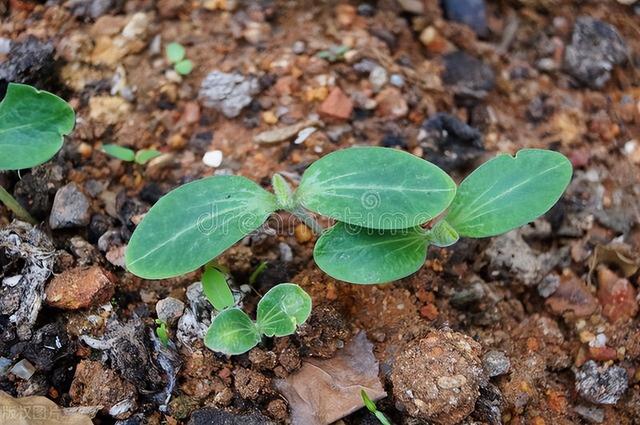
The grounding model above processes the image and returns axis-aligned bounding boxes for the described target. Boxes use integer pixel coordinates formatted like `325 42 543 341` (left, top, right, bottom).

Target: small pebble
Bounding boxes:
203 150 223 167
482 350 510 377
292 40 306 54
10 359 36 380
575 360 628 405
538 274 560 298
293 127 316 145
389 74 404 87
0 357 12 375
369 66 388 91
156 297 185 325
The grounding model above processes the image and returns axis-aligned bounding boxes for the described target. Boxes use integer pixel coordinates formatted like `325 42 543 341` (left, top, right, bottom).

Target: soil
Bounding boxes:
1 0 640 424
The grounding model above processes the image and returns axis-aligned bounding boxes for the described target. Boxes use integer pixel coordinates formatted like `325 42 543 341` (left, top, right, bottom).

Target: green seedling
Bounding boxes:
204 283 312 355
102 144 162 165
126 147 571 283
249 261 268 286
155 319 170 346
165 42 193 76
0 83 75 224
202 266 235 311
316 45 350 62
361 390 392 425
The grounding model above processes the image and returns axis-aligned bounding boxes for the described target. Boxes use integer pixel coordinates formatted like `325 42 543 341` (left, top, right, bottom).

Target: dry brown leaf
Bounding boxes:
0 391 95 425
589 243 639 279
275 332 386 425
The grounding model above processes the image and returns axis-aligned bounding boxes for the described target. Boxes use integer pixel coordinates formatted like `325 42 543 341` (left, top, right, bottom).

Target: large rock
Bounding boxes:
45 265 115 310
199 71 260 118
49 183 91 229
575 361 628 405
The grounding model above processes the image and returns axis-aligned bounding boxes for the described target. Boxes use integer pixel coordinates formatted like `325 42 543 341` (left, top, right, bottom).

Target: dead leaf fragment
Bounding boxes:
589 243 639 279
275 332 386 425
0 391 94 425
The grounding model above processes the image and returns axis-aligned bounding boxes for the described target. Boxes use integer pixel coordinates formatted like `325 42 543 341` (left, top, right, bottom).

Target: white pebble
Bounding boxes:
10 359 35 380
203 150 223 168
294 127 317 144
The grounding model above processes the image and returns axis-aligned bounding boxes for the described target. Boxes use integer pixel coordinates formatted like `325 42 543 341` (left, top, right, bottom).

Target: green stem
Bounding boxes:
290 206 324 235
0 184 36 224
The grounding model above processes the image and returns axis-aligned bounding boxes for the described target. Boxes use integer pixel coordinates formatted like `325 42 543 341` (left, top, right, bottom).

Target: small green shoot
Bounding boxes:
316 45 350 62
155 319 170 347
361 390 392 425
248 261 269 286
166 42 193 76
102 144 162 165
202 266 235 311
0 83 75 223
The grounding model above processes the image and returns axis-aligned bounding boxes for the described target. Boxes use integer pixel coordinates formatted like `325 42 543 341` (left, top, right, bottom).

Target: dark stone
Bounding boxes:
575 361 628 405
357 3 376 17
442 51 495 104
380 133 407 149
13 164 64 221
49 183 91 229
0 36 56 94
139 182 165 204
188 408 275 425
564 17 628 89
88 214 112 244
65 0 123 20
22 322 74 372
472 383 502 425
189 131 214 154
420 112 484 172
116 191 146 238
442 0 488 37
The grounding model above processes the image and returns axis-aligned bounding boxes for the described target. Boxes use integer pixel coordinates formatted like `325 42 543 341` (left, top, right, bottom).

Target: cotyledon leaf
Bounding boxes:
102 144 135 161
257 283 312 337
425 219 459 247
125 175 277 279
313 222 428 284
0 83 75 170
202 267 235 311
296 147 456 230
204 308 261 355
445 149 573 238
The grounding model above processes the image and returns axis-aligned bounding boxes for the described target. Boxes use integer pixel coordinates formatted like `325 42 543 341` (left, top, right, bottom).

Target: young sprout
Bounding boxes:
155 319 170 347
102 144 162 165
248 261 269 286
361 390 392 425
0 83 75 224
165 42 194 76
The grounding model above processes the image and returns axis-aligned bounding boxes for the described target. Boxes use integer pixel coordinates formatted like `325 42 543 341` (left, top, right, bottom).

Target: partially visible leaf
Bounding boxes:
204 308 261 355
257 283 312 337
249 261 268 286
126 175 277 279
174 59 193 75
0 83 75 170
313 222 428 284
297 147 455 230
134 149 162 165
166 42 185 63
155 319 169 346
202 267 235 311
272 173 294 209
102 144 135 161
425 219 459 247
361 390 377 412
374 411 392 425
445 149 572 238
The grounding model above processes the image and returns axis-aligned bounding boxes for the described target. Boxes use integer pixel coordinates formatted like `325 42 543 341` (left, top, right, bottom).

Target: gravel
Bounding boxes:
482 350 511 377
199 71 260 118
575 360 628 404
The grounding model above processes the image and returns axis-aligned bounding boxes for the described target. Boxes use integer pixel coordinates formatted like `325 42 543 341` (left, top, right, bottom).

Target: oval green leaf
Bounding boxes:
174 59 193 76
257 283 312 337
166 42 185 63
126 175 277 279
296 147 456 230
0 83 75 170
204 308 261 355
313 222 428 284
425 219 459 247
202 267 235 311
102 144 135 161
134 149 162 165
445 149 573 238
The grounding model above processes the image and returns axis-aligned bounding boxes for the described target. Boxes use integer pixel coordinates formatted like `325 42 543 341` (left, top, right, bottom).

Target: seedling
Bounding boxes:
361 390 392 425
126 146 571 285
155 319 170 346
165 42 193 76
101 144 162 165
0 83 75 224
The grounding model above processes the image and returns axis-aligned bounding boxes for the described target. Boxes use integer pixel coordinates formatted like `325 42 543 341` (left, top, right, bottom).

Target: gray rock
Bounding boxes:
575 361 628 405
199 71 260 118
49 183 91 229
442 0 487 37
574 405 605 423
442 51 495 102
396 0 424 14
0 36 55 89
10 359 36 380
369 66 388 91
188 408 275 425
156 297 185 325
564 17 628 89
538 273 560 298
66 0 121 19
483 350 510 377
450 281 485 308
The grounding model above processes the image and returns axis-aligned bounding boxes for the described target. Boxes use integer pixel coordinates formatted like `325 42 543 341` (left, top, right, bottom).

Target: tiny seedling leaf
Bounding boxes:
155 319 169 346
445 149 572 238
272 174 294 210
102 144 135 162
361 390 392 425
425 219 459 247
297 147 455 230
134 149 162 165
126 175 277 279
202 267 235 311
204 308 261 355
257 283 312 337
0 83 75 170
165 42 186 63
174 59 193 75
314 222 428 284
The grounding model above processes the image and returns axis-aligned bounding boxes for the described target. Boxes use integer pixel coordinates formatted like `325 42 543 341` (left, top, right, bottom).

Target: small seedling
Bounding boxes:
0 83 75 224
316 45 350 62
249 261 268 286
101 144 162 165
155 319 170 346
165 42 193 76
361 390 392 425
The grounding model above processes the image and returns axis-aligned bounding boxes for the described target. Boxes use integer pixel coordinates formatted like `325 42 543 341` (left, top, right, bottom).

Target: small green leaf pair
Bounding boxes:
102 144 162 165
361 390 392 425
165 42 193 76
201 268 311 355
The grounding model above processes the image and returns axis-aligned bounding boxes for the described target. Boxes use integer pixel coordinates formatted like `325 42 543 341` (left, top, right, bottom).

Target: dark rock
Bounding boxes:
450 281 485 308
564 17 628 89
380 133 407 149
88 214 112 244
421 112 484 172
139 182 165 204
482 351 510 377
13 164 65 221
199 71 260 118
189 131 214 154
575 361 628 405
472 383 502 425
442 52 495 104
66 0 123 20
0 36 56 94
357 3 376 17
116 191 146 238
188 408 275 425
442 0 488 37
49 183 91 229
574 405 605 424
22 322 74 372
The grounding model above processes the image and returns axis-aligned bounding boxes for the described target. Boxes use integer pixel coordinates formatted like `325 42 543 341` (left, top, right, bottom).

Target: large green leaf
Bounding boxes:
313 222 428 284
204 308 261 355
257 283 312 337
0 83 75 170
296 147 455 230
445 149 572 238
202 267 235 311
126 176 277 279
